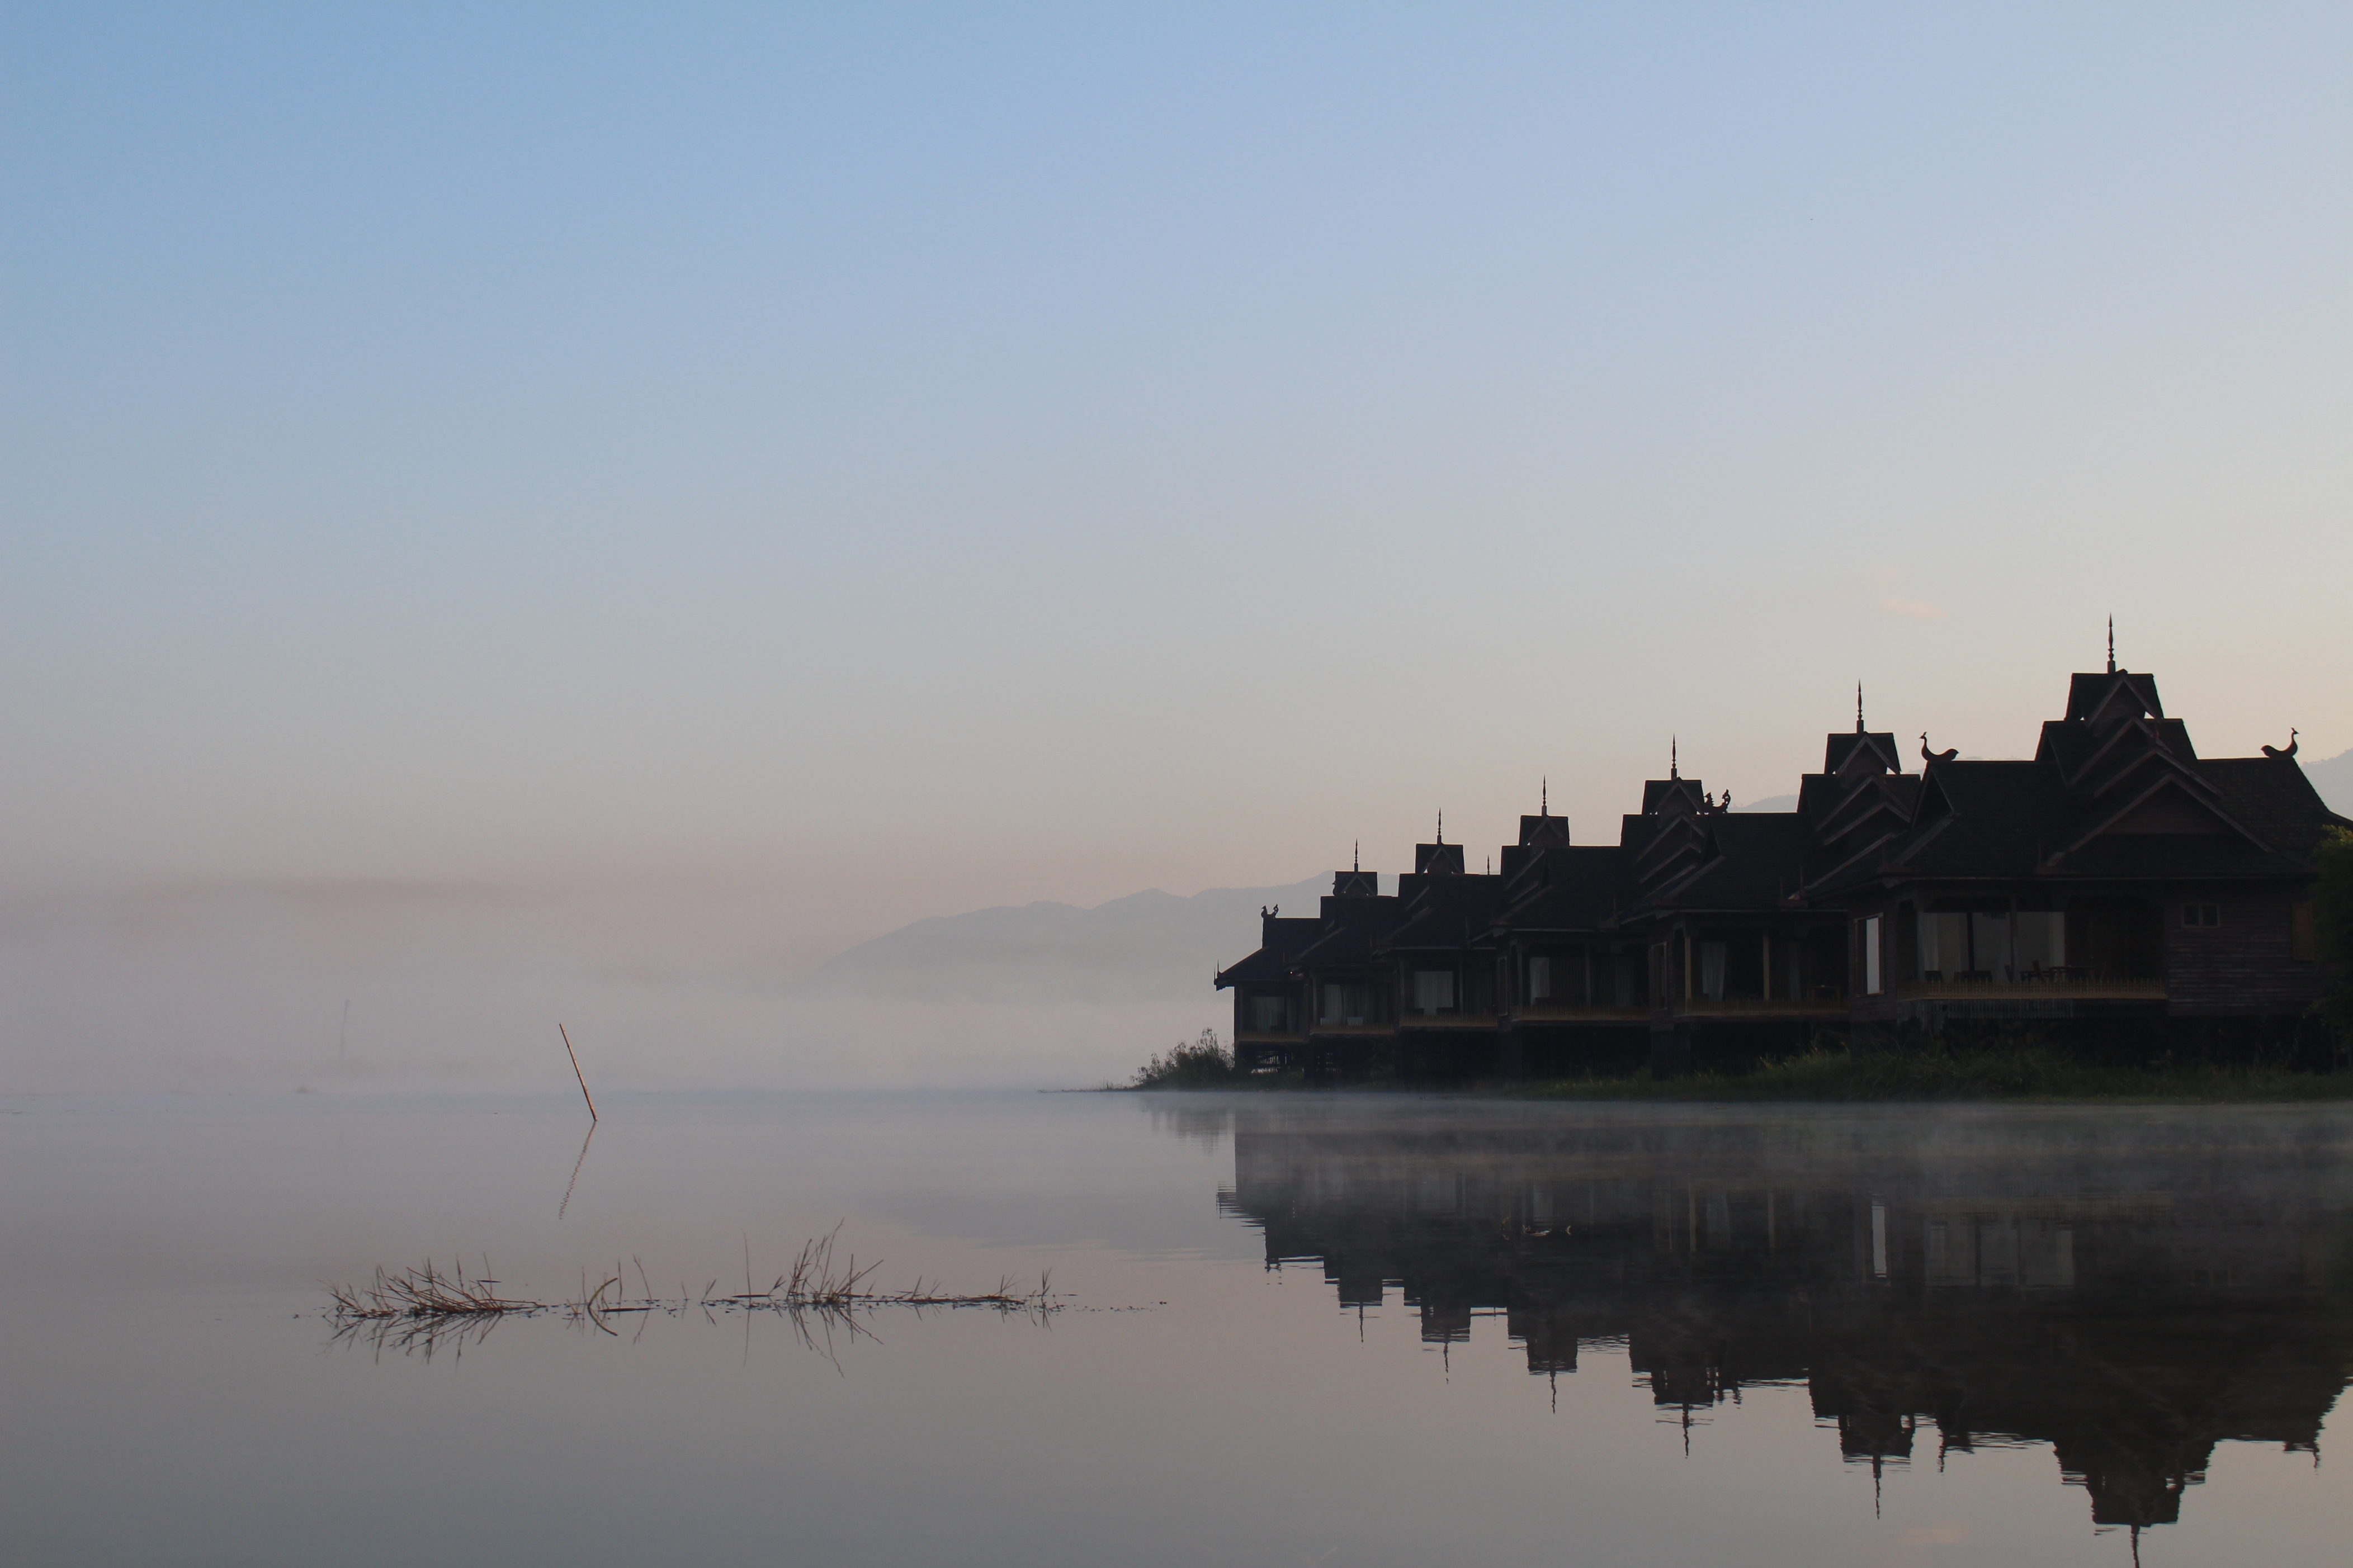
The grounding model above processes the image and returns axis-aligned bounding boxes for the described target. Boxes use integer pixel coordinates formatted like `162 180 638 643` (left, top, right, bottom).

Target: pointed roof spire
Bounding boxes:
2107 615 2115 674
1670 737 1679 778
1435 810 1443 845
1353 839 1360 871
1541 776 1547 814
1856 681 1865 733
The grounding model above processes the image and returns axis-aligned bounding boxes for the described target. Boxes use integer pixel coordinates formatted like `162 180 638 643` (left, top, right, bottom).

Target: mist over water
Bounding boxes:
6 1091 2348 1566
0 878 1248 1092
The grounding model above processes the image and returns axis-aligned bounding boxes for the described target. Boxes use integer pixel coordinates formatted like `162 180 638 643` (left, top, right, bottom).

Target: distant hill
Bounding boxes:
2307 748 2353 817
1736 794 1798 813
800 875 1330 1005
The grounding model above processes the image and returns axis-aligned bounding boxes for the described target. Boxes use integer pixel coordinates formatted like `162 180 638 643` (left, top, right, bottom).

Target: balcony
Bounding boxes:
1894 974 2166 1003
1513 1001 1651 1024
1669 996 1849 1020
1394 1011 1501 1031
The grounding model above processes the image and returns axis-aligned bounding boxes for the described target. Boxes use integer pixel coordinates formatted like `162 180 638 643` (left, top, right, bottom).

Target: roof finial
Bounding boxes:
1856 681 1865 733
2107 615 2115 675
1436 809 1443 845
1541 776 1548 815
1353 839 1360 871
1670 736 1678 778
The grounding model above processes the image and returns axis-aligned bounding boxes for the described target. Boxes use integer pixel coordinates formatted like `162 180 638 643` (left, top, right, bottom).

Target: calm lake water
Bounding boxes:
6 1091 2351 1566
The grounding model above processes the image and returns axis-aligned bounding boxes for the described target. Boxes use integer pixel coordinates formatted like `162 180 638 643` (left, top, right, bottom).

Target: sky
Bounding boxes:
4 4 2350 1086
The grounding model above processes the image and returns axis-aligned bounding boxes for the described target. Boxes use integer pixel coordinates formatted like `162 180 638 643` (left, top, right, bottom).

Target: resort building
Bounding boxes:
1215 660 2345 1077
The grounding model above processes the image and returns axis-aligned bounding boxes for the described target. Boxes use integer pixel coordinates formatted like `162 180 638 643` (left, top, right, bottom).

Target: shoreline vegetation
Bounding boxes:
1122 1028 2353 1103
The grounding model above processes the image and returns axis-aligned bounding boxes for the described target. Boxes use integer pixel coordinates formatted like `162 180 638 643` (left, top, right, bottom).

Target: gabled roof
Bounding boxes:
2194 756 2351 850
2062 669 2165 726
2054 772 2267 860
1825 729 1903 778
1630 811 1813 913
1805 747 2345 896
1375 875 1510 954
1815 771 1921 847
1213 946 1292 989
1290 922 1378 968
2049 713 2205 798
1492 846 1633 931
1811 760 2059 888
1413 842 1466 876
1639 776 1709 816
1211 916 1326 988
1517 813 1572 847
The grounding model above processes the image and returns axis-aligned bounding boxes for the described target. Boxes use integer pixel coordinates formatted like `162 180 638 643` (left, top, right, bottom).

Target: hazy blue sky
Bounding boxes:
7 3 2349 983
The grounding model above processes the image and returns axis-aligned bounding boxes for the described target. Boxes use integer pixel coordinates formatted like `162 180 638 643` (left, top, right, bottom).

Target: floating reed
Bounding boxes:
325 1226 1057 1361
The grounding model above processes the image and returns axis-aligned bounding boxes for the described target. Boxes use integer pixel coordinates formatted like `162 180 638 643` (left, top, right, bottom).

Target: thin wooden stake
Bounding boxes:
559 1022 598 1122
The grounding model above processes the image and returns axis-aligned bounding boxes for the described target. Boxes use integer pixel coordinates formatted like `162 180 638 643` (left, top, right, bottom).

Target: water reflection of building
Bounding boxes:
1214 1105 2353 1532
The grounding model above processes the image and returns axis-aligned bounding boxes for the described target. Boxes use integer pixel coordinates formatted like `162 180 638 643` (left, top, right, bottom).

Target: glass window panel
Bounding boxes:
1971 913 2011 980
1920 913 1967 978
1528 957 1552 1001
2015 913 2064 974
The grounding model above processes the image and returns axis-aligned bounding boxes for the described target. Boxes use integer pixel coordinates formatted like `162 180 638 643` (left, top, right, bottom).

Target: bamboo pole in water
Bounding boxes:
559 1022 598 1122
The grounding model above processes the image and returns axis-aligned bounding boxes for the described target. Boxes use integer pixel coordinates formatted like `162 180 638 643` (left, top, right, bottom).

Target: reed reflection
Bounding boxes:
1206 1102 2353 1536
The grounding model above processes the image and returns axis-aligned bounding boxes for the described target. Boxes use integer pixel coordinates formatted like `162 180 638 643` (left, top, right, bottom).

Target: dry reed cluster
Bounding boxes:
326 1226 1057 1361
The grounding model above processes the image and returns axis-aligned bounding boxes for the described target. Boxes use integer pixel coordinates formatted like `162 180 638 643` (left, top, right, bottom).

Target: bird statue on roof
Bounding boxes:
2262 728 2299 760
1920 732 1957 765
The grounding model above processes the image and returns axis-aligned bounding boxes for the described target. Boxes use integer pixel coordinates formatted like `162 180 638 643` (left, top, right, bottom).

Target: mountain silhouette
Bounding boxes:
801 875 1328 1005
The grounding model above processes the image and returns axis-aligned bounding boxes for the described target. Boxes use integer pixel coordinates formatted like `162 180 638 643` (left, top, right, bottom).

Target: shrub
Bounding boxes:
1132 1028 1238 1088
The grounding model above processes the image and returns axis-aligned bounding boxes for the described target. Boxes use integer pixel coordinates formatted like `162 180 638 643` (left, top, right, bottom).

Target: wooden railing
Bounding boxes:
1513 1001 1651 1022
1894 975 2166 1002
1670 997 1848 1019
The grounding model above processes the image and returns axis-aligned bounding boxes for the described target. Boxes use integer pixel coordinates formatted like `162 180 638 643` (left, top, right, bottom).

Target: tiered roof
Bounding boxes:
1217 663 2345 996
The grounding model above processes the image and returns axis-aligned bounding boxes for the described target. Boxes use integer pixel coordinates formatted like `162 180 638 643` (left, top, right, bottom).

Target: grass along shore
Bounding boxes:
1124 1029 2353 1102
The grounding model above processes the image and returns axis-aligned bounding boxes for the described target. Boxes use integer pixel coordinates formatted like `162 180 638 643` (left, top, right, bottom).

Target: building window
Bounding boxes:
2293 902 2316 962
1413 970 1455 1013
2182 902 2222 929
1249 994 1289 1032
1699 942 1727 1002
1320 983 1371 1025
1528 956 1552 1001
1920 909 2065 981
1918 912 1966 979
1863 916 1883 995
2015 912 2064 975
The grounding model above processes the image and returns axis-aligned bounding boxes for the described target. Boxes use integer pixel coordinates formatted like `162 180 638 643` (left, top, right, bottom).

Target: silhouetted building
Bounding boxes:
1216 660 2343 1077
